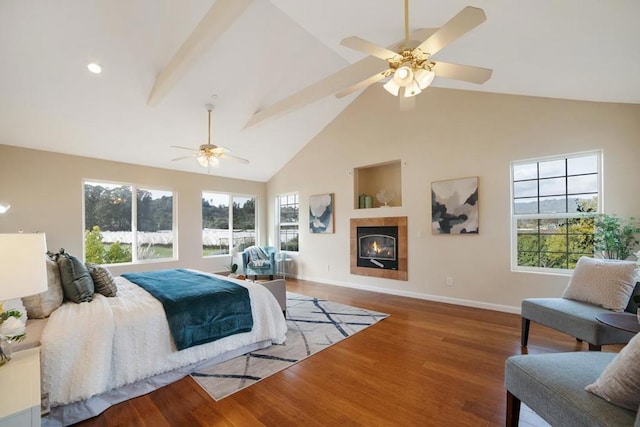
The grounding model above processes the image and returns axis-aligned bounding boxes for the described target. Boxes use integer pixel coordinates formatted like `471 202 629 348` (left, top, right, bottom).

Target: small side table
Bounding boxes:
596 312 640 334
277 257 292 280
0 347 41 427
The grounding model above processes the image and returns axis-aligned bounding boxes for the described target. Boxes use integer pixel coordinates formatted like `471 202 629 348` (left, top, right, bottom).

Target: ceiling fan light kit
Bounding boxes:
197 152 219 167
242 1 493 128
383 78 401 96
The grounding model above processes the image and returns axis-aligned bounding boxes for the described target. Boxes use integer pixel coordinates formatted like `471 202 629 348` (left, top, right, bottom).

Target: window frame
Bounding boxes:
82 179 177 266
277 192 299 253
510 150 602 275
201 191 258 258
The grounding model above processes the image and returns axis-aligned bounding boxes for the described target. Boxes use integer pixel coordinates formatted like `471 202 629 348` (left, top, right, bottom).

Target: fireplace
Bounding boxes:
357 226 398 270
350 216 407 281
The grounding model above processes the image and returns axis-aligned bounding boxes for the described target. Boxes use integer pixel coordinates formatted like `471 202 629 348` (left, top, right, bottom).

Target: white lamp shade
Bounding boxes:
393 66 414 87
383 79 400 96
0 234 48 300
403 80 422 97
415 69 435 89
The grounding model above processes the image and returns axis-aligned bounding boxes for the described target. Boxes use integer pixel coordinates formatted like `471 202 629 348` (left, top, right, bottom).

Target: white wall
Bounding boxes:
267 86 640 312
0 145 267 276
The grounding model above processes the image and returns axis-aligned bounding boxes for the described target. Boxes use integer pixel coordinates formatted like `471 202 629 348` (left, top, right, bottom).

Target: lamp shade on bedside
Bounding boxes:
0 233 48 300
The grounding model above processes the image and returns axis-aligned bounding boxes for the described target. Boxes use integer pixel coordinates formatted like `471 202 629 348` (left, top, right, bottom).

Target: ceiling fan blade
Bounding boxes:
171 155 194 161
243 29 443 129
335 70 389 98
340 36 401 62
211 146 230 154
147 0 254 106
433 61 493 84
170 145 197 151
413 6 486 57
219 153 249 164
244 56 383 129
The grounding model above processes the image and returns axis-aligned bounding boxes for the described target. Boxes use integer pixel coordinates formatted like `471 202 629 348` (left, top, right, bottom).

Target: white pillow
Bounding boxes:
586 332 640 410
22 257 64 318
562 256 639 312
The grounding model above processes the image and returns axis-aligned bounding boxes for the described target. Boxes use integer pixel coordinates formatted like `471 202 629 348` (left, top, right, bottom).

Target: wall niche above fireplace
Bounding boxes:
353 160 402 209
350 216 407 281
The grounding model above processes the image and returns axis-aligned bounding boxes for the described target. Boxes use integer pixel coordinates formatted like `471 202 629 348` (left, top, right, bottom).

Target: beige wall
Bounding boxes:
267 86 640 312
0 145 267 276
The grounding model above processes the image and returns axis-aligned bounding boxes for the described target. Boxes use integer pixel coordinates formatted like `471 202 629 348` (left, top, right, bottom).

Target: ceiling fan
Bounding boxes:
171 104 249 168
245 1 493 128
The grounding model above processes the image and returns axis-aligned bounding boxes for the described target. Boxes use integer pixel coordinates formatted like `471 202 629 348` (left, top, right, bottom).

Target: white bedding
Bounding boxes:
41 273 287 406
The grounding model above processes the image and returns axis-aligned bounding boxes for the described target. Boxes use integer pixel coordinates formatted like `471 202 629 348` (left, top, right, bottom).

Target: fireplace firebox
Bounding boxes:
357 226 398 270
350 216 407 281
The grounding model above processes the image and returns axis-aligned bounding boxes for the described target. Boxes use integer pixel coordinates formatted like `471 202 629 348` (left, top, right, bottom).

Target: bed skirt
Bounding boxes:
42 339 272 427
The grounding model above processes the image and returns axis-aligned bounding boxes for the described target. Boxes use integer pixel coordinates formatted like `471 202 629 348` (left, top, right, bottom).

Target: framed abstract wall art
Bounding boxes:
309 193 334 234
431 177 479 234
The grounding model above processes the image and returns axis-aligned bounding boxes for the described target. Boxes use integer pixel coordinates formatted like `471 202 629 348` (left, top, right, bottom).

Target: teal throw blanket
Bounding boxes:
122 269 253 350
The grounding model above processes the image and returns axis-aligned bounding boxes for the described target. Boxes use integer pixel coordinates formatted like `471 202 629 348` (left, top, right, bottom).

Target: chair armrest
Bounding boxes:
242 251 249 270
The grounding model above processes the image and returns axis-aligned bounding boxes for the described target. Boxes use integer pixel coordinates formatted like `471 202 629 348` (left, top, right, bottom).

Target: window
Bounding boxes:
202 192 257 256
511 151 600 272
84 181 175 264
278 193 299 252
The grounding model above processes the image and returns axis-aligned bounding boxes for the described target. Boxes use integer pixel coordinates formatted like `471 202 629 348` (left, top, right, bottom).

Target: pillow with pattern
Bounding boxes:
86 263 118 297
562 256 639 312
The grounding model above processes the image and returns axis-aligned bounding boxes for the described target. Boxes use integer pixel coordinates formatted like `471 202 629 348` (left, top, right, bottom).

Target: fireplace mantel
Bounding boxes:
350 216 407 281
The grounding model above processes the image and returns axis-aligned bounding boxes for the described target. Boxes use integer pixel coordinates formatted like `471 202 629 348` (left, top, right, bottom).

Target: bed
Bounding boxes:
27 269 287 426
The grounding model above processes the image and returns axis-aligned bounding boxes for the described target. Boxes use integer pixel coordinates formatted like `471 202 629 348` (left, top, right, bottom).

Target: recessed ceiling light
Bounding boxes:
87 63 102 74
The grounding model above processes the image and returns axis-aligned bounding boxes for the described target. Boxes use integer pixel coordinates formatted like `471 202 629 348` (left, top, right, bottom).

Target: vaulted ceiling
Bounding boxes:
1 0 638 182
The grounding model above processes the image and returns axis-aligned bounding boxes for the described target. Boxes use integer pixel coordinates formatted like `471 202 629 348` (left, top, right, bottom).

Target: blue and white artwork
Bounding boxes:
309 193 334 234
431 177 479 234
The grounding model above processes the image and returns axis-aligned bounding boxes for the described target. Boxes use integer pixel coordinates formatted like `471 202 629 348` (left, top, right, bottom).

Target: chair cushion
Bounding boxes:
562 256 638 312
586 331 640 410
506 352 637 427
522 298 636 345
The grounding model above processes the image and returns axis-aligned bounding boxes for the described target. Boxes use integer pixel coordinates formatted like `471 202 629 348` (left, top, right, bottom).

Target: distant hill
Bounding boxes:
515 197 591 214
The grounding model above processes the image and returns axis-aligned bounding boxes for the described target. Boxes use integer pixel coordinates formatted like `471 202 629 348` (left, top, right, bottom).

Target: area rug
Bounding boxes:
190 292 388 400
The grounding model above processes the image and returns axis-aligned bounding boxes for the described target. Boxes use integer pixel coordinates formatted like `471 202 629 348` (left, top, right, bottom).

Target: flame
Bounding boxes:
372 241 379 253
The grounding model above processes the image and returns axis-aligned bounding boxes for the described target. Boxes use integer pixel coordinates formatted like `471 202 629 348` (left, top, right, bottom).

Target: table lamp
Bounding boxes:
0 233 48 365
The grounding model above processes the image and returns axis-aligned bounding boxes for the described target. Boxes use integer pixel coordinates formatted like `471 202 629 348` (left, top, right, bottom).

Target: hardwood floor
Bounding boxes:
77 279 620 426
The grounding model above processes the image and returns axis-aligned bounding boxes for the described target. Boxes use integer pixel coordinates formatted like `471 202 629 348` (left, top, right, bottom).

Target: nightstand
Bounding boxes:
0 347 41 427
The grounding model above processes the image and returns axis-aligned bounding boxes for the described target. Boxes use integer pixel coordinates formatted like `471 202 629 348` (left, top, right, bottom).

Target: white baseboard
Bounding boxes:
295 274 521 315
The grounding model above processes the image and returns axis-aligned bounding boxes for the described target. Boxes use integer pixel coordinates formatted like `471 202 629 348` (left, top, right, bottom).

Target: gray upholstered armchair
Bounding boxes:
242 246 277 280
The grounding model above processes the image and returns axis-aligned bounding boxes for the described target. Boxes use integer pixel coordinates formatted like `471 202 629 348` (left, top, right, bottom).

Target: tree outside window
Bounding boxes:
202 192 257 256
84 181 175 264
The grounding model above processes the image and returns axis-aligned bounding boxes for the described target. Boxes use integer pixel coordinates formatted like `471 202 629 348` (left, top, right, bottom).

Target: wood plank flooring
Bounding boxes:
77 278 621 426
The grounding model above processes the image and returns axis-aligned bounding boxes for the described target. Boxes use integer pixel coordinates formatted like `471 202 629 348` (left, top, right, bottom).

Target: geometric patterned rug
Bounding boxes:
190 292 389 400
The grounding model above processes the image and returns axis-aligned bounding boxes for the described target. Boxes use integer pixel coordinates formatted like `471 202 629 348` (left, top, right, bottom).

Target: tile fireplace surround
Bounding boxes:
350 216 407 281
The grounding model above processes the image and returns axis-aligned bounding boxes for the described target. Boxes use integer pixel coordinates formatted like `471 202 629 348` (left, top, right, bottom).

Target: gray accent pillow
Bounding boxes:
86 263 118 297
22 257 64 318
562 256 639 312
586 331 640 410
56 249 94 303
